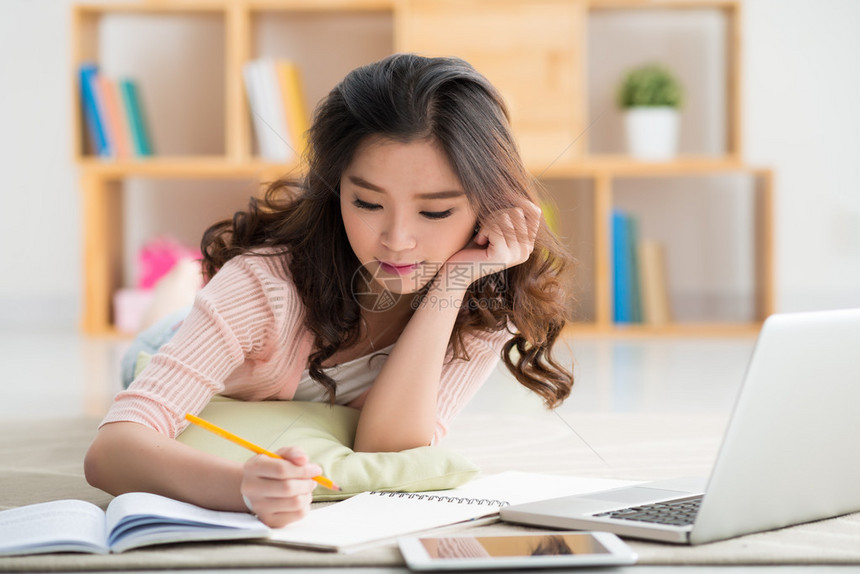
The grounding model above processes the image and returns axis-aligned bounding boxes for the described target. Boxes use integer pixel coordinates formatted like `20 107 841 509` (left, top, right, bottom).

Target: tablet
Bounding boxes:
398 531 637 570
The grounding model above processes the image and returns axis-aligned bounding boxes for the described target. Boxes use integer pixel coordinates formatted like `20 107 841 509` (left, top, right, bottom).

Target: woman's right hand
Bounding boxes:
240 446 320 527
443 202 542 286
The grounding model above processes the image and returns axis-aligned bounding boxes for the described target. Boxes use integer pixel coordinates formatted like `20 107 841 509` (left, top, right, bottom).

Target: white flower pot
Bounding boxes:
624 107 680 160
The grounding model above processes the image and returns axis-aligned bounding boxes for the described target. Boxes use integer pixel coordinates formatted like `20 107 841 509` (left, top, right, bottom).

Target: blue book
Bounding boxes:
628 215 643 323
79 64 109 157
612 210 632 323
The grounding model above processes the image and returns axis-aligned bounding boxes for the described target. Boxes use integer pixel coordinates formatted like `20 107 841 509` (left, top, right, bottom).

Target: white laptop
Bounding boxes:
501 308 860 545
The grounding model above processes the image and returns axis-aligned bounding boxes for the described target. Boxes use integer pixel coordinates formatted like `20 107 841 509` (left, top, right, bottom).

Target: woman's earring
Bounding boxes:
473 223 480 235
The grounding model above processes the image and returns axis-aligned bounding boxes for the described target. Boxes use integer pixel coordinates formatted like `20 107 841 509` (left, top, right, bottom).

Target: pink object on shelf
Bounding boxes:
137 236 202 289
113 288 155 334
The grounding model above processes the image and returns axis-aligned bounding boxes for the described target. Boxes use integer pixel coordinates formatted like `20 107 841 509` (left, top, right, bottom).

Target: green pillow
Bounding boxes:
134 353 479 501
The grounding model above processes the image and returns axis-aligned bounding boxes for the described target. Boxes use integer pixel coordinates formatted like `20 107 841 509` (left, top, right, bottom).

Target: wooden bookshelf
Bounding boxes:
72 0 773 336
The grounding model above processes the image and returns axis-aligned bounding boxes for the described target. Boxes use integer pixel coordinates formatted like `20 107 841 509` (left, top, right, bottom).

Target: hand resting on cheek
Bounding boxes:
445 202 543 283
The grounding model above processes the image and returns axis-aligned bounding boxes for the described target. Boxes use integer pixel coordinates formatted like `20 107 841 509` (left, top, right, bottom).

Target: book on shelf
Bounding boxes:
612 209 636 324
275 60 310 156
77 63 154 159
98 74 132 159
638 239 672 325
243 59 290 162
0 472 634 556
243 59 310 162
79 64 109 158
119 79 154 157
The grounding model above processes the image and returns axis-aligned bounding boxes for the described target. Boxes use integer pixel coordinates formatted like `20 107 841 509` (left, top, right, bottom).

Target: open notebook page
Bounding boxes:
268 471 638 552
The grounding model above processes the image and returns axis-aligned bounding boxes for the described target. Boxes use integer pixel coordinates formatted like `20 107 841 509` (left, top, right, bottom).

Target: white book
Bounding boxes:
0 492 268 556
243 59 292 162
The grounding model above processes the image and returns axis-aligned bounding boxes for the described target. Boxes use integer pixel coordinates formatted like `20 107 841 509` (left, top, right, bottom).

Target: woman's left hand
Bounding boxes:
443 202 542 286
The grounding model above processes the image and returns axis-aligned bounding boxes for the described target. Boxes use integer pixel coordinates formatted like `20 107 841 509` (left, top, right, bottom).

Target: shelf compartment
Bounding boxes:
244 6 395 160
79 174 260 334
541 178 599 323
72 4 228 160
397 0 588 168
542 167 772 334
615 174 757 324
586 1 741 159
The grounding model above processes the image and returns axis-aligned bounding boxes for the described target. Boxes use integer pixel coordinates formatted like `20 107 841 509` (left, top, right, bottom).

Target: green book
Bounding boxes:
119 79 153 156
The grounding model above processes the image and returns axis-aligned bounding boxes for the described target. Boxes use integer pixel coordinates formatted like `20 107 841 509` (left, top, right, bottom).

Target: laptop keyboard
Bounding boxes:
593 494 703 526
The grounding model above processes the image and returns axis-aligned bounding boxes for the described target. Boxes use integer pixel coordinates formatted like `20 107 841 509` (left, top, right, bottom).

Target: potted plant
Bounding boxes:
617 64 684 160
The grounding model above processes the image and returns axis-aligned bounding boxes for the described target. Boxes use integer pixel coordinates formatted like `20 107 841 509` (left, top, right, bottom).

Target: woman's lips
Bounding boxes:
378 261 419 276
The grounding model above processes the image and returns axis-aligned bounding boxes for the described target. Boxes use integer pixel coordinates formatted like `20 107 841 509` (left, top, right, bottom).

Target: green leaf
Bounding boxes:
617 64 684 109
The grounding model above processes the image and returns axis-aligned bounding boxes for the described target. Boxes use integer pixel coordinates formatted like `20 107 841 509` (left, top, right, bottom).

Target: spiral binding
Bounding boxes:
369 491 509 507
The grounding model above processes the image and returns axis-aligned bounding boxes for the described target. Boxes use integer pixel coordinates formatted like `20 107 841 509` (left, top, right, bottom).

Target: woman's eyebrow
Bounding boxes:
347 175 464 200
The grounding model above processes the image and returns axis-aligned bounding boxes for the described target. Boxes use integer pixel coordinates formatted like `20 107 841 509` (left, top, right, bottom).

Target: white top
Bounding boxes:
292 343 396 405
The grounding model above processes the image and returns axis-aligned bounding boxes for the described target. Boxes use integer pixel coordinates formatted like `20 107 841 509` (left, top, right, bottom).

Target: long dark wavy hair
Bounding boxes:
201 53 574 408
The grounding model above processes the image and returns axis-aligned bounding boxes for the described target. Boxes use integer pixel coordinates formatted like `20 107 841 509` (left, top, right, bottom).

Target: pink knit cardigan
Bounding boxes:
101 252 509 445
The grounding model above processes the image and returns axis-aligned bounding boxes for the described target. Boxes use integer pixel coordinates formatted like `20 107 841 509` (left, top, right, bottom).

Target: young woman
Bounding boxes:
85 53 574 528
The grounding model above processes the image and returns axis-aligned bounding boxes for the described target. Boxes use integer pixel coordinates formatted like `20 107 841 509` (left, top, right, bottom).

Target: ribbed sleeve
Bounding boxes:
432 327 509 444
101 253 311 438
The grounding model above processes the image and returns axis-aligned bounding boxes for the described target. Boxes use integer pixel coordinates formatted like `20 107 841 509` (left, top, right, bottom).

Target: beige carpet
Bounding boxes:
1 415 858 571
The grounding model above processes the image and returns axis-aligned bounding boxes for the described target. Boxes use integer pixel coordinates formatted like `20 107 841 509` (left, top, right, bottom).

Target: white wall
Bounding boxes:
0 0 81 328
743 0 860 311
1 0 858 329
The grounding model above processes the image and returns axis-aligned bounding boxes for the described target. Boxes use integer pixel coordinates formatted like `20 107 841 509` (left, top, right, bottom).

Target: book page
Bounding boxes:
269 490 498 552
105 492 269 553
0 499 107 556
268 471 638 552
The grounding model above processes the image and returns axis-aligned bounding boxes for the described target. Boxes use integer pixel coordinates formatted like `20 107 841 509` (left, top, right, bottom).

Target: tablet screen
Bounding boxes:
419 533 610 559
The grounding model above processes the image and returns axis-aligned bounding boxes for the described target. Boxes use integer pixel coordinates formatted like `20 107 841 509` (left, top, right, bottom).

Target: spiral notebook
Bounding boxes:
268 471 635 552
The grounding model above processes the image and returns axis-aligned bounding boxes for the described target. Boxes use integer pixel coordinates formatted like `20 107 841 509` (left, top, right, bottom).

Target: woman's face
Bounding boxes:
340 135 478 296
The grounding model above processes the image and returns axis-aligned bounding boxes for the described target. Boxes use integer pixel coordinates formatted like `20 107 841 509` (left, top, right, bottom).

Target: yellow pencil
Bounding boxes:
184 412 341 492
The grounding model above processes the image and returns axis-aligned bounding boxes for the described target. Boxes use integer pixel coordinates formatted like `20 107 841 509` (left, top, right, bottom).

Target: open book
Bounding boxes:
0 472 636 556
0 492 268 556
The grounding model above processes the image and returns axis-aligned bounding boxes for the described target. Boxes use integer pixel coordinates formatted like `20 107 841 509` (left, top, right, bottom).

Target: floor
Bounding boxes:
0 328 757 423
4 327 857 573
